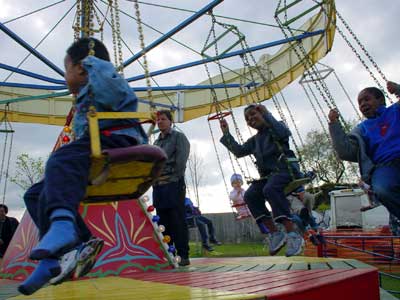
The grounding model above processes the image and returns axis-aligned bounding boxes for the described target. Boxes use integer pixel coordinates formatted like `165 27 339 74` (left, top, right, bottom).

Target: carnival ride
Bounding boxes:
0 0 395 299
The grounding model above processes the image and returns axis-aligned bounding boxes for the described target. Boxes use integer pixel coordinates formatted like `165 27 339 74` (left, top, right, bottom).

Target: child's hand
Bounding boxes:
220 119 229 133
328 109 339 124
387 81 400 96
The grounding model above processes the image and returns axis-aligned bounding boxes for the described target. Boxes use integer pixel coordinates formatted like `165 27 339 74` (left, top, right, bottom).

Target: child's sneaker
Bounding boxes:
267 231 287 256
74 238 104 279
285 232 304 257
49 248 79 285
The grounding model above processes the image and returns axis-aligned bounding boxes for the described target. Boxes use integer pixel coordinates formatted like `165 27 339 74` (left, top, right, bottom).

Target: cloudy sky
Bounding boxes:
1 0 399 219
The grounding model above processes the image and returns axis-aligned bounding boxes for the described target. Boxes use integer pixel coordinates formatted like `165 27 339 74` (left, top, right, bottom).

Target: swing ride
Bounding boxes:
0 0 395 299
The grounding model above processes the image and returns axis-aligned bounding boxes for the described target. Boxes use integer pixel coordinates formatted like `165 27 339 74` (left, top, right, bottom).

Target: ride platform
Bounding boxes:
0 256 379 300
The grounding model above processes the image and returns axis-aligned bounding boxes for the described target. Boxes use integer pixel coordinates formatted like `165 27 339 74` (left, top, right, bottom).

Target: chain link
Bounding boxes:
133 0 154 106
275 1 348 128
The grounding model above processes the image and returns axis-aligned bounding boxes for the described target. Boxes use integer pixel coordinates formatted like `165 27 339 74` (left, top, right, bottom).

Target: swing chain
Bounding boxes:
336 11 389 84
275 8 349 128
133 0 154 106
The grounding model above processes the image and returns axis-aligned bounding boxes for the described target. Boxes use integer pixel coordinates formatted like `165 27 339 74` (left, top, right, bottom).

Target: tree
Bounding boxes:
186 148 204 208
298 129 358 184
10 153 45 191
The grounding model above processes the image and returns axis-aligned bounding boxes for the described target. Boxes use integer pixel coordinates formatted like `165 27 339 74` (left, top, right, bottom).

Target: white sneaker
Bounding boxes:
267 231 287 256
285 232 304 257
74 238 104 279
49 248 79 285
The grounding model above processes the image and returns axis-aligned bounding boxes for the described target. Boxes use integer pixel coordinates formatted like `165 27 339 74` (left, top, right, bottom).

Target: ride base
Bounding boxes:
0 256 380 299
0 199 380 299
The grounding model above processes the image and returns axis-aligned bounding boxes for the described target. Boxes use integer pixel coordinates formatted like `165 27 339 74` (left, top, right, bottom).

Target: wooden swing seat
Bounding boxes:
84 144 167 203
83 110 167 203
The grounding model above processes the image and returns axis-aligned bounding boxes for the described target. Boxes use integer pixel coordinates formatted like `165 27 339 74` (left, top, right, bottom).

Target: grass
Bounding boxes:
380 273 400 299
189 242 400 298
189 242 284 258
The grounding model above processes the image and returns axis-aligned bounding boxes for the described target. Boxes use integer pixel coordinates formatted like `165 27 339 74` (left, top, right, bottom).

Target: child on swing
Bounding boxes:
229 174 251 219
329 81 400 221
220 104 304 256
19 38 147 295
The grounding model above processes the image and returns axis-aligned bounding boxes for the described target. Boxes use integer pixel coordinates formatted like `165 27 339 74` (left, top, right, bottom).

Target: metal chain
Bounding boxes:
92 7 104 41
133 0 154 105
74 1 81 40
202 16 250 180
336 11 389 84
109 0 119 67
113 0 124 74
207 120 232 199
335 25 391 103
275 6 348 127
331 69 362 120
301 82 329 138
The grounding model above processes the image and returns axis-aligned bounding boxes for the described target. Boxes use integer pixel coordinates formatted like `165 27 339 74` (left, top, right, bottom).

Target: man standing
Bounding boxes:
0 204 19 257
152 110 191 266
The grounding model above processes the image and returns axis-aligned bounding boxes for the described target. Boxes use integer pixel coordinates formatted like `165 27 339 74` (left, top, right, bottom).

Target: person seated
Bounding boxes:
18 38 148 295
219 104 304 257
184 197 221 251
329 81 400 221
229 174 251 220
287 187 324 245
359 180 400 236
0 204 19 258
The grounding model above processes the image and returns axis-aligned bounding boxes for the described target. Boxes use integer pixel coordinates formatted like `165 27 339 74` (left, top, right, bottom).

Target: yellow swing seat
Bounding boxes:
83 110 167 203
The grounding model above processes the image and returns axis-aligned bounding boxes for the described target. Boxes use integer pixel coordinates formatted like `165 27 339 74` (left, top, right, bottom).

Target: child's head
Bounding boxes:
64 38 110 95
230 173 243 188
156 110 173 132
357 87 385 118
244 104 267 130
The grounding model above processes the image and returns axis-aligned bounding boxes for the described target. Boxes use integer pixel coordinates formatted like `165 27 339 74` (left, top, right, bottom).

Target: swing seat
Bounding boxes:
83 110 167 203
84 144 167 203
283 177 311 195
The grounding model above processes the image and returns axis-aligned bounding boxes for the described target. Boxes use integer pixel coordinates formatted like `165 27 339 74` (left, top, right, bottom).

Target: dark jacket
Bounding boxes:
220 111 298 177
0 216 19 256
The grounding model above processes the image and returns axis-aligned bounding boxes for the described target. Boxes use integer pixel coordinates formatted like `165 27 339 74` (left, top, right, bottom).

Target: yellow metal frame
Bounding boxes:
87 108 152 158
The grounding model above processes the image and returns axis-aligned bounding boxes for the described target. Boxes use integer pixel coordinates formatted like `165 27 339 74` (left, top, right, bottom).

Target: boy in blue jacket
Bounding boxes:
19 38 147 295
220 104 304 257
329 81 400 221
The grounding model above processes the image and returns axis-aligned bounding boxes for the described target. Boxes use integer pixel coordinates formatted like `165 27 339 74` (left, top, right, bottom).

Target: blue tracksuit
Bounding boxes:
24 56 147 240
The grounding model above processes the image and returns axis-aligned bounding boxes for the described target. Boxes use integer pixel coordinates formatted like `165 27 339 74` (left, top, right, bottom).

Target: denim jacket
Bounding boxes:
73 56 147 144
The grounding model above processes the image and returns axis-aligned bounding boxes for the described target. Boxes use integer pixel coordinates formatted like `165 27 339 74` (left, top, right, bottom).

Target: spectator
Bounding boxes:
0 204 19 258
229 174 251 220
152 110 190 266
184 198 221 251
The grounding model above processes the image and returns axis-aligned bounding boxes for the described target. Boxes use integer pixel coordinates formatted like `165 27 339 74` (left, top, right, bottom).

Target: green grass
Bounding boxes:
380 274 400 299
189 242 285 258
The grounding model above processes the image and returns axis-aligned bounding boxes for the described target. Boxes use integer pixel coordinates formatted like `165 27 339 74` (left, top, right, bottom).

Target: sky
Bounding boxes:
1 0 400 220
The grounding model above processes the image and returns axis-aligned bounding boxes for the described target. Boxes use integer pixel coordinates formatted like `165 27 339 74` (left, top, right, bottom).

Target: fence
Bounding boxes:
189 213 264 244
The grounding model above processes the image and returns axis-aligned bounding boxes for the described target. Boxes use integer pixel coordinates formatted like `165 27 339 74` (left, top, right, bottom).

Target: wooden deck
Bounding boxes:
0 256 380 300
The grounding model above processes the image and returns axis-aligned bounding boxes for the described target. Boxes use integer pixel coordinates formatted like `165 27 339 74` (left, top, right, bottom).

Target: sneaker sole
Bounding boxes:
269 240 286 256
74 239 104 279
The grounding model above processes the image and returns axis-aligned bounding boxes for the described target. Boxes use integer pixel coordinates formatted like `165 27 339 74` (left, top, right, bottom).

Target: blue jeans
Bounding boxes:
24 134 138 240
153 178 190 259
195 216 217 245
244 170 292 223
371 161 400 220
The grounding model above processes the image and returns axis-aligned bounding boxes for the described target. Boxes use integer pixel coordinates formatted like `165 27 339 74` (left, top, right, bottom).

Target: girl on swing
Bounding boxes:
229 173 251 219
220 104 304 256
19 38 148 295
